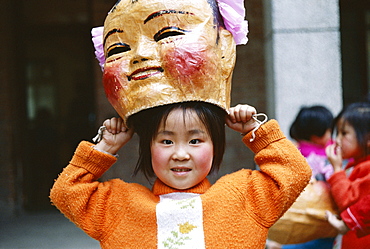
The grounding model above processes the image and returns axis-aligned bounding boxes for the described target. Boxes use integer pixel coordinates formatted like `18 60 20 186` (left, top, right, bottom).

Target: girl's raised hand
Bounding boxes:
94 117 134 155
226 104 259 134
325 143 343 172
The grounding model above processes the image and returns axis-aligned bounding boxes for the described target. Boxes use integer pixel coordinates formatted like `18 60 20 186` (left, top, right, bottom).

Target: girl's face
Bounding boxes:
312 129 332 147
335 118 364 160
102 0 235 119
151 108 214 190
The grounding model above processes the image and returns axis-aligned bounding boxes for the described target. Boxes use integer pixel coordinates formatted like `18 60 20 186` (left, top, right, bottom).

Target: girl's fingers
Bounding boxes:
103 119 111 132
335 144 342 157
109 118 117 133
326 144 335 157
326 143 341 159
121 124 128 132
241 105 256 123
228 106 238 123
103 117 125 134
228 104 257 123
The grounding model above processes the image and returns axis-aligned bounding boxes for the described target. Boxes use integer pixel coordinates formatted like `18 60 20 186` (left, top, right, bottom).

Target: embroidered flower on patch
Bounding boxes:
179 222 197 234
162 222 198 248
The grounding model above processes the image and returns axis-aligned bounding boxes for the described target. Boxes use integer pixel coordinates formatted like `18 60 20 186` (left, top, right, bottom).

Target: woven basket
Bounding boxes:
268 180 338 244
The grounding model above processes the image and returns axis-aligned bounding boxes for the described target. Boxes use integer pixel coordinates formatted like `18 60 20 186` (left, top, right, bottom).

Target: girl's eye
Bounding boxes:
107 43 131 58
338 129 346 136
190 139 200 144
162 140 173 145
154 27 188 42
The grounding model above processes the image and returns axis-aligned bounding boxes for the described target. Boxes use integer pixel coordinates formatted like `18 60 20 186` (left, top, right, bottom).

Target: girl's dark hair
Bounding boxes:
333 101 370 155
289 105 333 141
127 102 226 180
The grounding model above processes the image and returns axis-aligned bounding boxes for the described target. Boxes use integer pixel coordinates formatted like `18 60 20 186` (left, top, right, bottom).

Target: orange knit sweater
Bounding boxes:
50 120 311 248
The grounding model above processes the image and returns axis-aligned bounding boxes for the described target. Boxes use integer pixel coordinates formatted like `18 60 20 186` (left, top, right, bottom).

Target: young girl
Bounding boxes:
325 101 370 249
51 1 311 248
50 102 311 248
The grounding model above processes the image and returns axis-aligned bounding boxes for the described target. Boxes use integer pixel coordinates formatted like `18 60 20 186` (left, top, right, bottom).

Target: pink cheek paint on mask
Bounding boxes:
164 45 207 87
103 65 126 108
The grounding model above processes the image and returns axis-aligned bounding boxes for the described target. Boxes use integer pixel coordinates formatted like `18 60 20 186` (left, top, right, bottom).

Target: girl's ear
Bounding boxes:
219 28 236 81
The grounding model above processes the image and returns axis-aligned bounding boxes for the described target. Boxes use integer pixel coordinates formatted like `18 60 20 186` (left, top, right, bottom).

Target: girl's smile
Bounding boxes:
151 108 214 190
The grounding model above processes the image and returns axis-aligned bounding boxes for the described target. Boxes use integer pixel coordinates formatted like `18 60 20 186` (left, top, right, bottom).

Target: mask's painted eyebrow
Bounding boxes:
144 10 194 24
104 28 124 46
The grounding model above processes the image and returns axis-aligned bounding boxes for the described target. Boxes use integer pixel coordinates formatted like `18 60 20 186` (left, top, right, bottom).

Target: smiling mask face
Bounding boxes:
103 0 236 121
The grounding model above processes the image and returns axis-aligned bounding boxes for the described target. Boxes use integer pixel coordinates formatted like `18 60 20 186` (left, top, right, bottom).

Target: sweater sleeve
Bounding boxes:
341 194 370 238
50 141 127 241
241 120 312 227
327 162 370 212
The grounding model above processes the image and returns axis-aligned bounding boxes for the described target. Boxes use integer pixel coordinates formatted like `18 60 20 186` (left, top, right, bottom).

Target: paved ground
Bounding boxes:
0 210 100 249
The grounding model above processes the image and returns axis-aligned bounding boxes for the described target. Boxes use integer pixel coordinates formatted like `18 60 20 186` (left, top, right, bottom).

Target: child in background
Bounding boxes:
325 101 370 249
290 105 334 181
50 102 311 248
267 105 335 249
326 194 370 238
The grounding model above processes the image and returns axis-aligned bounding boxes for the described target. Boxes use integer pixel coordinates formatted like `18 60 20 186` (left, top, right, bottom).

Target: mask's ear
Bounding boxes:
219 28 236 81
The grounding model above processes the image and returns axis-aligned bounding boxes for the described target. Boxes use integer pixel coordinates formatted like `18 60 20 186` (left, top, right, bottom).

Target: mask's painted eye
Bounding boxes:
154 27 189 42
107 43 131 58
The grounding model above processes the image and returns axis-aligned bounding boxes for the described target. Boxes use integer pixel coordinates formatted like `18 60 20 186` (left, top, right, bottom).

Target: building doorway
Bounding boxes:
340 0 370 105
16 0 96 211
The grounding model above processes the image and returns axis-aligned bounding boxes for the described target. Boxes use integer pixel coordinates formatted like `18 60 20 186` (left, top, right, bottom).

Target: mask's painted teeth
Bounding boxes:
128 67 164 81
134 69 158 78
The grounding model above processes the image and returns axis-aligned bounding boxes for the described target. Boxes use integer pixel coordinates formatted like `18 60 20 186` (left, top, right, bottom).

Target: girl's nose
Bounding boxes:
335 135 341 145
172 146 190 161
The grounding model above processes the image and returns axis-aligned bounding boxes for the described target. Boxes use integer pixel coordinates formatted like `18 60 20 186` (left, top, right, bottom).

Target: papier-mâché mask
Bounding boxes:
101 0 239 121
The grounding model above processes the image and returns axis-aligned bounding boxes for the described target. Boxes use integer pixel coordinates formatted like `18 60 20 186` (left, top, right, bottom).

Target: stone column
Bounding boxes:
264 0 343 136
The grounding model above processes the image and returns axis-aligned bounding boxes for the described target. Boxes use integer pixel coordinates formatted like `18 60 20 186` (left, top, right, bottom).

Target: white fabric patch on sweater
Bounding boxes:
156 192 205 249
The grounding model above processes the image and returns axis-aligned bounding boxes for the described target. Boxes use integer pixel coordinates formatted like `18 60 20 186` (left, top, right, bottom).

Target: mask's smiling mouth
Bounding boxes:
128 67 164 81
